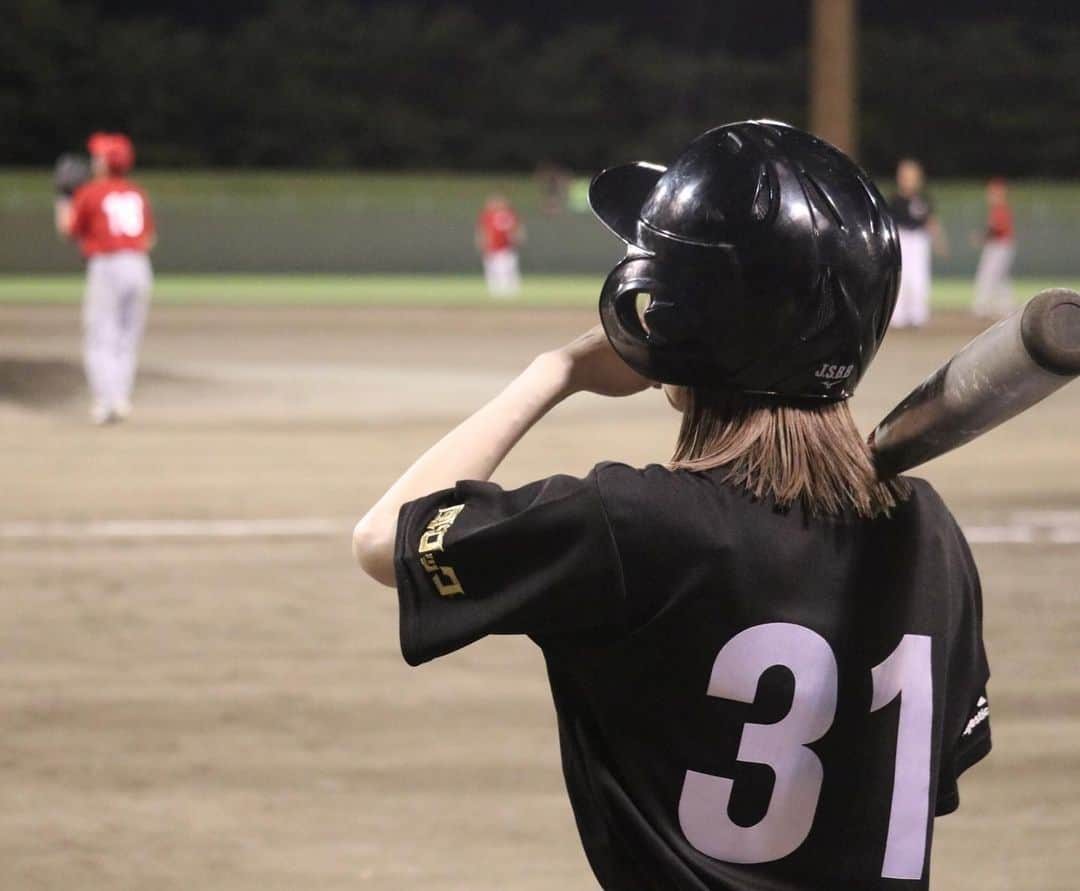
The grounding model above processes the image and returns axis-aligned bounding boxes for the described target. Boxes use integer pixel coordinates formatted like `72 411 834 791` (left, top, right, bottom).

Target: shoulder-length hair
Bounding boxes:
670 388 910 518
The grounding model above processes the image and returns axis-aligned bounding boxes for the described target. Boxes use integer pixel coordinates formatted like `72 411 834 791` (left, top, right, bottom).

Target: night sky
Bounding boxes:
94 0 1076 53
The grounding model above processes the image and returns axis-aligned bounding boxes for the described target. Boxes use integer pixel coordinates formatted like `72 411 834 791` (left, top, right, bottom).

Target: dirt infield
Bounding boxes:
1 304 1077 890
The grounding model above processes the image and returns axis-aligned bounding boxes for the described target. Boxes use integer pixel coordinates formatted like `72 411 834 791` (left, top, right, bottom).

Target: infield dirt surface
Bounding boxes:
1 303 1077 890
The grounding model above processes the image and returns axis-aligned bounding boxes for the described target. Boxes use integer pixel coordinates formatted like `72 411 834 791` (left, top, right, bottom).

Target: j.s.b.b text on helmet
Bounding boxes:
814 362 855 390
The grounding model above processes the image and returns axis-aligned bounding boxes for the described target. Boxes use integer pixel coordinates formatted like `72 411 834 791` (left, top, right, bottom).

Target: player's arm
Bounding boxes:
54 197 75 238
352 327 651 585
929 214 948 257
57 187 90 241
142 192 158 252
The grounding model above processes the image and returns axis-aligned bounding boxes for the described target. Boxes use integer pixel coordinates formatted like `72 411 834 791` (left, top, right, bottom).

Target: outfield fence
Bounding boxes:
3 171 1079 278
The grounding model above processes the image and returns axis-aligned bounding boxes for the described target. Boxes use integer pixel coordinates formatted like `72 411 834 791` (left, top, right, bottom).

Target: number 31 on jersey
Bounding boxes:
678 623 932 881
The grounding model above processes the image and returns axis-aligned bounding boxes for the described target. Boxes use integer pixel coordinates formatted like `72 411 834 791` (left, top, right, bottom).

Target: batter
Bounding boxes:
354 122 991 889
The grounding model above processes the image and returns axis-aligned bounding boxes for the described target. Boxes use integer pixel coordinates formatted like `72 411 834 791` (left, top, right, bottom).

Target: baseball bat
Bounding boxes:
871 288 1080 478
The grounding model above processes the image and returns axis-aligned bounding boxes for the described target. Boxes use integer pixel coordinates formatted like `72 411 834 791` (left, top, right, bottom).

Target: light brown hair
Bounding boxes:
670 388 910 518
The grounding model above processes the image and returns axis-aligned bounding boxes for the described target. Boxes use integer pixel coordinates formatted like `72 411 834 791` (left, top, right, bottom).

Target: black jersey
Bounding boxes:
394 462 991 890
889 193 934 231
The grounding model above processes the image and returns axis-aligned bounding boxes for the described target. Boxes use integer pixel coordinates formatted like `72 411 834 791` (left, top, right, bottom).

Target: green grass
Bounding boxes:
0 274 1075 309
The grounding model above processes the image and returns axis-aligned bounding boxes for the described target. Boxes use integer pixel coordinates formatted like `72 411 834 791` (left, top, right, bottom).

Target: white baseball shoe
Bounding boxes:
113 398 132 421
90 401 114 425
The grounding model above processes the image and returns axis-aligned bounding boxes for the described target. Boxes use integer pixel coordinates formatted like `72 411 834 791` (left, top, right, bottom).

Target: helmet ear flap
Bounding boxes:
599 258 657 381
599 255 710 385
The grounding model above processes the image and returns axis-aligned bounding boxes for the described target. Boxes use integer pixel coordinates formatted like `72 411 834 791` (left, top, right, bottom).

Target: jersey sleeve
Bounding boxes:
394 469 627 666
935 526 992 816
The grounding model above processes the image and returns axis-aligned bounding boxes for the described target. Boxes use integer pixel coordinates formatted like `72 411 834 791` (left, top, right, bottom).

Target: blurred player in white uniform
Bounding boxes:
973 177 1016 319
889 160 946 328
476 194 524 297
55 133 156 424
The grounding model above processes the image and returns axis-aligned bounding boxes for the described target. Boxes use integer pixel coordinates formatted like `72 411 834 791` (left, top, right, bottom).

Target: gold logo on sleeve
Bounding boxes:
417 504 465 597
418 504 464 554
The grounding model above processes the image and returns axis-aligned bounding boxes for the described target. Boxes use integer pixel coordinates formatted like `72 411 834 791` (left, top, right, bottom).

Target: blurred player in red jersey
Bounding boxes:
476 193 524 298
55 133 156 425
972 177 1016 319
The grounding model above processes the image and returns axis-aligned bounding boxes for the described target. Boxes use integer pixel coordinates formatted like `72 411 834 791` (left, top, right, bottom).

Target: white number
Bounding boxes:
678 623 836 863
102 192 144 237
871 634 933 880
678 624 933 880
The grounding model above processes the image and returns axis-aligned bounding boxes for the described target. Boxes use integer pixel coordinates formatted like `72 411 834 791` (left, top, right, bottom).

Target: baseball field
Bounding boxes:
1 293 1077 890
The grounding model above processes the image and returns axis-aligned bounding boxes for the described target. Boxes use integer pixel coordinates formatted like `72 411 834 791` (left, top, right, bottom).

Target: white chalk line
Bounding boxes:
0 517 349 540
1 512 1080 544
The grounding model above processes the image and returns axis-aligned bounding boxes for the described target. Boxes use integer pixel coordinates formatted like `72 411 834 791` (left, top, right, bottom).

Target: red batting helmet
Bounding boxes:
87 132 135 175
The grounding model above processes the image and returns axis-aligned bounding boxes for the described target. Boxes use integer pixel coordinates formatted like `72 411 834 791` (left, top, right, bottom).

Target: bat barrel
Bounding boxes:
1020 288 1080 375
871 288 1080 479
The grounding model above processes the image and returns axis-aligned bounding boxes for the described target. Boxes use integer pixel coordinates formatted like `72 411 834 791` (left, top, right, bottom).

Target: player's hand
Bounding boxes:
546 325 654 397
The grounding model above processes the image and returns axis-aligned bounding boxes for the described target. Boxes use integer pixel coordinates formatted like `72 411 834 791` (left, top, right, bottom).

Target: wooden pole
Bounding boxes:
810 0 857 157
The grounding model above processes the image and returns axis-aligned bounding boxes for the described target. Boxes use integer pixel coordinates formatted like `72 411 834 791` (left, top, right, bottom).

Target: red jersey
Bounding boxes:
987 203 1014 241
478 204 519 253
69 177 155 257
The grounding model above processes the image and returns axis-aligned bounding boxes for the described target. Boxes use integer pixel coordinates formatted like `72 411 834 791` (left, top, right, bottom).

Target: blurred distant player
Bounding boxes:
55 133 155 425
973 178 1016 319
536 161 571 215
889 159 946 328
476 194 524 297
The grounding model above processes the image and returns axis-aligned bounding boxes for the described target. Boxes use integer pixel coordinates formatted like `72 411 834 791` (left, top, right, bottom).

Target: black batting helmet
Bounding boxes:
589 120 900 401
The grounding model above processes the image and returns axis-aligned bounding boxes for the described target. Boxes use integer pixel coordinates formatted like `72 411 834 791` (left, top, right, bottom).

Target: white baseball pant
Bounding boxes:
892 228 932 328
483 249 521 298
82 250 153 411
973 240 1016 318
